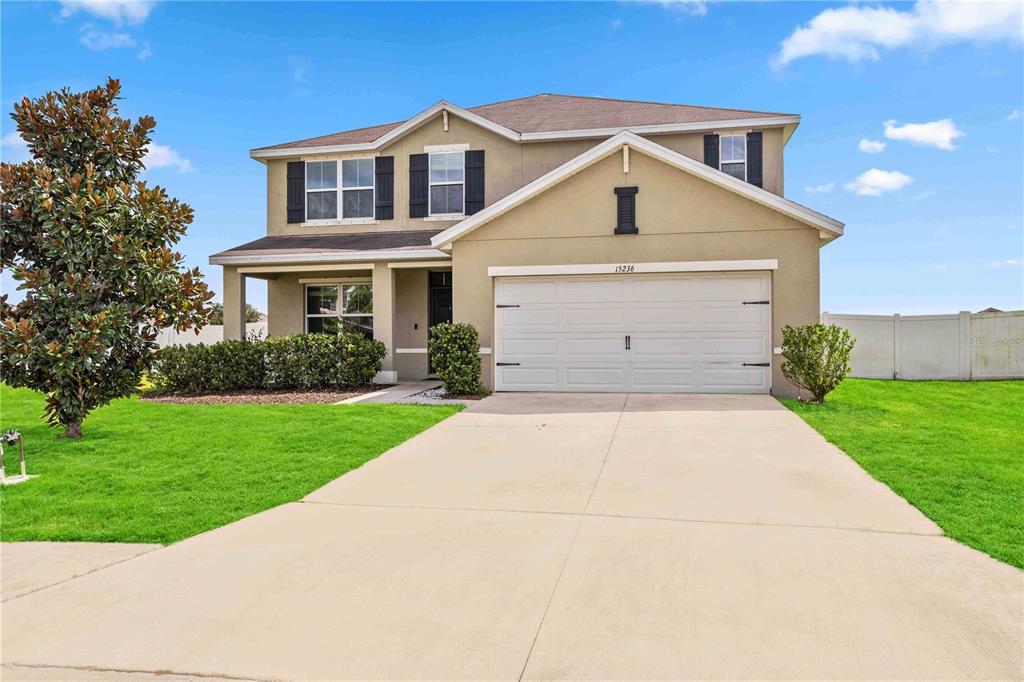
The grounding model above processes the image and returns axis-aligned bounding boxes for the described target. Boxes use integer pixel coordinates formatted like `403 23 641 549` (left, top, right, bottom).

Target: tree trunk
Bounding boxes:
61 421 82 439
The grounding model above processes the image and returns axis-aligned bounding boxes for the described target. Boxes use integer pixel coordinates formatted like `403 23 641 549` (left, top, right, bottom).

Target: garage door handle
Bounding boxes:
742 362 770 367
742 300 770 305
496 304 520 309
625 335 631 350
496 362 520 366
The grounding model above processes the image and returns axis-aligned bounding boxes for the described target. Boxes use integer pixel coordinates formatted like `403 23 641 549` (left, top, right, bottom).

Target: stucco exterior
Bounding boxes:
450 150 819 397
263 111 788 237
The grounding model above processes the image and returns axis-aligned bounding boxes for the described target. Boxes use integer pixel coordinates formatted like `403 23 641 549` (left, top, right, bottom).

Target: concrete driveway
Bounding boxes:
3 393 1021 681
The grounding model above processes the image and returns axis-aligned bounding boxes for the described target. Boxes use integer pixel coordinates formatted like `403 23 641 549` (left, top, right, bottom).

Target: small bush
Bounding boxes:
339 332 387 387
153 333 386 394
780 323 855 403
429 322 484 396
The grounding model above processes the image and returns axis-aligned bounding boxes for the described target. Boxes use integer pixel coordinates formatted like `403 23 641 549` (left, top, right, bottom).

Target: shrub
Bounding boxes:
338 332 387 387
429 322 484 396
780 323 855 403
153 333 385 393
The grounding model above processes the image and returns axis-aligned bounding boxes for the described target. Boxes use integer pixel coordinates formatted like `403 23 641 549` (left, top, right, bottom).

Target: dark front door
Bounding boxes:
428 271 453 373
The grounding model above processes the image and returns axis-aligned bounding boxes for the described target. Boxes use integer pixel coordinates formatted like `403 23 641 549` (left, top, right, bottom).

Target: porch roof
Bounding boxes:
209 230 450 266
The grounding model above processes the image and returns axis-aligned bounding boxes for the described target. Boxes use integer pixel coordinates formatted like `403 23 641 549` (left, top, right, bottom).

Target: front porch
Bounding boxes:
211 231 455 384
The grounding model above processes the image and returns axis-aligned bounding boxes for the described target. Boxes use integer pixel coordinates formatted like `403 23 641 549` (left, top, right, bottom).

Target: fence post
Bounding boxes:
892 314 901 380
959 311 972 381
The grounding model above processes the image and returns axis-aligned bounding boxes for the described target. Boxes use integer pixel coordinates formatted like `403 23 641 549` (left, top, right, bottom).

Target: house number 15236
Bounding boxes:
615 264 636 273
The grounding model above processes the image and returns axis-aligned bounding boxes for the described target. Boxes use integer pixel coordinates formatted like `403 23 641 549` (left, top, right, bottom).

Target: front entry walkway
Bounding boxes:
3 394 1021 680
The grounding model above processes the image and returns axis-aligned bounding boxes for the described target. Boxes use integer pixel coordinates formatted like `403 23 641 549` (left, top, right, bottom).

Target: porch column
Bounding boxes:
222 266 247 341
371 262 397 383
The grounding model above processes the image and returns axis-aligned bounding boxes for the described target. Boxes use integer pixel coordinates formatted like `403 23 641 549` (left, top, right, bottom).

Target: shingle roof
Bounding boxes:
255 94 796 152
212 230 442 258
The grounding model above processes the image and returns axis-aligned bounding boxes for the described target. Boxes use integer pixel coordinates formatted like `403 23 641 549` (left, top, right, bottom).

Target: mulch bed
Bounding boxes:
141 386 388 405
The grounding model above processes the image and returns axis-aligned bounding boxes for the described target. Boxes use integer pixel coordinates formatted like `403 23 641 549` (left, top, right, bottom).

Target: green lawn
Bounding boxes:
0 386 460 544
783 379 1023 568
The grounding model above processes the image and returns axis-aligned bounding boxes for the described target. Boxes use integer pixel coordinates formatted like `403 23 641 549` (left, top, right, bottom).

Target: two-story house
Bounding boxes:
211 94 844 396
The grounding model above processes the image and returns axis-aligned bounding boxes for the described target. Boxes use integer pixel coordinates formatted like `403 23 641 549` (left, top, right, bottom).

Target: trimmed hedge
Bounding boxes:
428 322 484 396
153 332 386 394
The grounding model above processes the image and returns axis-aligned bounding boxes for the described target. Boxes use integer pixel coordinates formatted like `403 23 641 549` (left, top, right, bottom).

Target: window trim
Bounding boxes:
427 150 466 218
303 282 374 334
303 157 377 223
718 133 747 182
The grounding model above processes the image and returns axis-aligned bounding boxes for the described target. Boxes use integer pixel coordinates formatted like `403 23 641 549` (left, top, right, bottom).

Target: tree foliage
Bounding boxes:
208 302 262 325
780 323 855 403
0 78 213 437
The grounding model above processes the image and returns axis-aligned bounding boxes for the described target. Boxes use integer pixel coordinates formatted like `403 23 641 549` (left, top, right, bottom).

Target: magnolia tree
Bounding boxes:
0 79 212 438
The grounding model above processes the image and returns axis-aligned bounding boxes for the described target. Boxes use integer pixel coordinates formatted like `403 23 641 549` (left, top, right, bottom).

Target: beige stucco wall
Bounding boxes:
451 149 820 397
263 113 788 236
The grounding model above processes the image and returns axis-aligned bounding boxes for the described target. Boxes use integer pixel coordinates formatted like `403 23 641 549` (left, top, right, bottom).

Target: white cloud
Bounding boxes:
844 168 913 196
858 138 886 153
1 131 30 163
610 19 623 29
79 26 135 50
633 0 707 17
883 118 964 150
805 182 834 194
989 259 1020 268
59 0 156 26
137 42 152 59
912 189 936 201
288 56 308 84
774 0 1023 68
1007 109 1021 121
143 143 193 173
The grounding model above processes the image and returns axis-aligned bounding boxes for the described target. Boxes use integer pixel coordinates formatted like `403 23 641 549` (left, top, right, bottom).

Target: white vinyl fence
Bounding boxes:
154 322 267 347
822 310 1024 381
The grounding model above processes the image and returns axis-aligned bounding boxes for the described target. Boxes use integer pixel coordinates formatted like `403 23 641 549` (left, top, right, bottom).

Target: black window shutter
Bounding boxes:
286 161 305 223
703 134 719 169
614 186 639 235
409 153 428 218
464 150 485 215
746 132 763 188
374 156 394 220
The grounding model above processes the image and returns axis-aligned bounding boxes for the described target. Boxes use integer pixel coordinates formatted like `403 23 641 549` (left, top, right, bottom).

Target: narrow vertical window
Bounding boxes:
341 158 375 219
719 134 746 181
305 161 338 220
428 151 464 216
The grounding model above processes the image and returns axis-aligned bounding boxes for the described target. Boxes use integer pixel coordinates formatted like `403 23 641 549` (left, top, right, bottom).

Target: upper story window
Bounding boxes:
719 134 746 181
306 161 338 220
341 158 374 219
429 151 464 216
304 158 375 222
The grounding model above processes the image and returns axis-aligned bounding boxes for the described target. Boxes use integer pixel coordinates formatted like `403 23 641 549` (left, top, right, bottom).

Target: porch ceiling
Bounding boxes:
209 230 450 266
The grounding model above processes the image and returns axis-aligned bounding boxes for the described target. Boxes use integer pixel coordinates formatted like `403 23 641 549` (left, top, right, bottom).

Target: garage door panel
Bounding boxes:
497 366 559 390
630 367 697 391
565 305 628 330
699 366 771 392
501 337 559 357
564 366 629 390
494 272 772 393
498 307 559 329
564 337 628 357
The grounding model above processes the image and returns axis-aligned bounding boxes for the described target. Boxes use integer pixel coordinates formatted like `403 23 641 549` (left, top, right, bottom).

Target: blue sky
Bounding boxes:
2 0 1022 314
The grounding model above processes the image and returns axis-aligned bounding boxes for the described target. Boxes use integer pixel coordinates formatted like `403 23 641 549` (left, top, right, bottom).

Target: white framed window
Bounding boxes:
305 283 373 338
304 158 375 222
428 151 464 216
306 161 338 220
719 134 746 181
341 158 375 219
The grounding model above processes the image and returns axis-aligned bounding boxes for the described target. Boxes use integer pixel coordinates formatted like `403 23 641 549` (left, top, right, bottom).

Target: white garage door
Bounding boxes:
494 271 772 393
